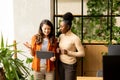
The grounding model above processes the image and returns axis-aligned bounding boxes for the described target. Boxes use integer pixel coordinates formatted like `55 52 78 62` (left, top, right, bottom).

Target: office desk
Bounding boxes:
77 76 103 80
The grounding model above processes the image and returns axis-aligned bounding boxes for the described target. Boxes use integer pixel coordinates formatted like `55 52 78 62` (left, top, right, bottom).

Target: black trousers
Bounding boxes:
58 61 77 80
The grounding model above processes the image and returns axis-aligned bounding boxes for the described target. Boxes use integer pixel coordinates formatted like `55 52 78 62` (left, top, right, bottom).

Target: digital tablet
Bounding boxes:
36 51 54 59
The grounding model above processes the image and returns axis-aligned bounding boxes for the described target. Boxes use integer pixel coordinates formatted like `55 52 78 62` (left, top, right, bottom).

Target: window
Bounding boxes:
53 0 120 45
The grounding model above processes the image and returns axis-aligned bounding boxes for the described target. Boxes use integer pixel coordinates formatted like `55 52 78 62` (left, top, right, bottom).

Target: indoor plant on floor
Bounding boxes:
0 34 30 80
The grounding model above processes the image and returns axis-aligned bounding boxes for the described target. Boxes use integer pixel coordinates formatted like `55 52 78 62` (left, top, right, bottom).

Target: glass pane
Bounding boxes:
55 17 62 37
57 0 81 15
112 17 120 44
83 17 110 43
71 17 82 38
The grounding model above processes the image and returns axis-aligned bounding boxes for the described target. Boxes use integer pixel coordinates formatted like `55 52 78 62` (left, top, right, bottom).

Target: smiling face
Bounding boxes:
59 21 69 34
41 24 51 37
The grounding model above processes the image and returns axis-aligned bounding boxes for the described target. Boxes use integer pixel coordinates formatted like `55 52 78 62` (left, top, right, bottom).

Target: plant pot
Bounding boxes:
0 67 6 80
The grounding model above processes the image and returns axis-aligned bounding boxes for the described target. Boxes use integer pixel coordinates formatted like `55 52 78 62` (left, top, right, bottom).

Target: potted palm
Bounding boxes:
0 34 30 80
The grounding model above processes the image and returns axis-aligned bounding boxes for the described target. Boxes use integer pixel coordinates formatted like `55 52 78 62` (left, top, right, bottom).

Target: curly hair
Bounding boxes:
63 12 74 28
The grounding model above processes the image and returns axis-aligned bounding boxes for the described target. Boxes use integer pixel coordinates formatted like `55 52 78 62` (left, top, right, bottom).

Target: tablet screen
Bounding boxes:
36 51 54 59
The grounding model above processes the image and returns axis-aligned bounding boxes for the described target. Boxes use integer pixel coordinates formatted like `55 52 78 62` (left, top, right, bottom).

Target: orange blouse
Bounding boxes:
31 35 57 72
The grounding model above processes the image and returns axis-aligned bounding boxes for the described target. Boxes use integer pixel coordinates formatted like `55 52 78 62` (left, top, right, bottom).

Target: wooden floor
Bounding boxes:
77 76 103 80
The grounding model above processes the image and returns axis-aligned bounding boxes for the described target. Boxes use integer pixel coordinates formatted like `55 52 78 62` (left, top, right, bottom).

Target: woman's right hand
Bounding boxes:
23 42 32 49
60 49 68 54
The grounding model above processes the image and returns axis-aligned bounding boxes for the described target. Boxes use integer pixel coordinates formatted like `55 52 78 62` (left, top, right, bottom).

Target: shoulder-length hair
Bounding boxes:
35 19 55 45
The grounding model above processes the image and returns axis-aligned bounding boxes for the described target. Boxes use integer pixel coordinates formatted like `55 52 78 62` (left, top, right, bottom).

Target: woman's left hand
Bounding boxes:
60 49 68 54
50 56 56 62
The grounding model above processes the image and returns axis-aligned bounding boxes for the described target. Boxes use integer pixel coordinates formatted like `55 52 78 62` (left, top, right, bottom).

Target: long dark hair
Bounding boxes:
35 19 55 45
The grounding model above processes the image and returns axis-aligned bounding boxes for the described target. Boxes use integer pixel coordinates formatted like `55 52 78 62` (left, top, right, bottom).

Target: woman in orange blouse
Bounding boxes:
24 19 57 80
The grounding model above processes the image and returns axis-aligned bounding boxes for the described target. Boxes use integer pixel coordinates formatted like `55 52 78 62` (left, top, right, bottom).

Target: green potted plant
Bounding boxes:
0 34 30 80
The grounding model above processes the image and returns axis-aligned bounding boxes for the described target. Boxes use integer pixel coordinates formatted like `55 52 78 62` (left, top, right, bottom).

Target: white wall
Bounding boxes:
0 0 14 44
